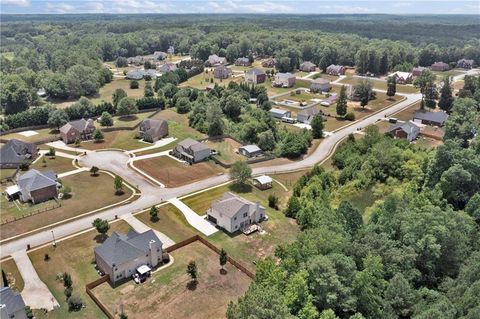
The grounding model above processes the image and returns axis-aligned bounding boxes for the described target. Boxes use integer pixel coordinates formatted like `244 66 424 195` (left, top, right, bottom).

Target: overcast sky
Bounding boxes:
1 0 479 15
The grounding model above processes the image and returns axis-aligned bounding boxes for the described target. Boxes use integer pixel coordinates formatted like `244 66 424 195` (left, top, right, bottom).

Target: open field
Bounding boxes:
204 137 244 165
265 78 313 95
1 171 133 239
0 258 24 292
180 71 243 89
31 155 75 173
93 241 251 319
90 78 147 104
338 76 419 94
391 101 422 121
134 156 225 187
80 130 147 151
181 182 299 272
96 111 156 129
1 128 59 144
431 69 465 82
29 220 132 319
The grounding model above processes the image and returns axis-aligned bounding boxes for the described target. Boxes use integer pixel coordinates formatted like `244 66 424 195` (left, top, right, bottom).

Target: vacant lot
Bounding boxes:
181 182 299 273
0 258 24 292
391 101 422 121
180 71 243 89
134 156 225 187
31 155 75 173
338 76 419 94
205 138 244 165
93 241 251 319
29 220 131 319
91 78 147 104
1 171 133 239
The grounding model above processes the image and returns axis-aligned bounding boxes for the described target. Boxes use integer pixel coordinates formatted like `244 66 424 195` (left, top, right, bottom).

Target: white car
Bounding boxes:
132 274 140 284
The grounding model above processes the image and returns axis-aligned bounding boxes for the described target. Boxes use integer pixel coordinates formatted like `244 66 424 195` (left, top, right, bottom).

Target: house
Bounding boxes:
253 175 273 190
0 286 27 319
262 58 276 68
245 68 266 84
235 57 251 67
310 78 332 93
125 69 144 80
60 118 95 144
299 61 316 72
158 63 177 73
206 192 266 233
297 107 321 125
431 62 450 72
321 93 338 106
213 65 232 79
273 72 296 88
413 110 449 126
270 108 292 119
238 145 263 158
388 121 420 142
172 138 211 163
127 56 144 66
207 54 227 67
412 66 427 76
0 139 38 169
144 69 158 79
153 51 168 60
16 169 58 204
390 71 413 84
139 119 168 142
457 58 474 69
326 64 346 76
94 229 163 284
167 46 175 55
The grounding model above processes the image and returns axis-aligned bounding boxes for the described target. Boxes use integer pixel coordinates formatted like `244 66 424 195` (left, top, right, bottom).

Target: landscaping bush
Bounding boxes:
268 194 279 210
130 80 139 89
99 112 113 126
345 112 356 121
136 97 165 110
64 286 73 298
67 295 83 312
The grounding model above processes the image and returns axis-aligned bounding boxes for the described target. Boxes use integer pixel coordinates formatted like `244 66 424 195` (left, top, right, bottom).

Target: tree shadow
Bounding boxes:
118 115 138 122
115 190 125 196
94 234 108 244
220 268 227 275
150 216 160 223
186 280 198 290
229 183 252 194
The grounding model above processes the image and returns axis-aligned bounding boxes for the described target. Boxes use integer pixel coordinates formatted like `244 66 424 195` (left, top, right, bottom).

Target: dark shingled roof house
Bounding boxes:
0 286 27 319
139 119 169 142
0 139 38 169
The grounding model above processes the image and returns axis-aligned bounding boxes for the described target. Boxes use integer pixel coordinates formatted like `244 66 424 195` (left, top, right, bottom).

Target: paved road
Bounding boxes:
12 250 59 311
0 91 421 258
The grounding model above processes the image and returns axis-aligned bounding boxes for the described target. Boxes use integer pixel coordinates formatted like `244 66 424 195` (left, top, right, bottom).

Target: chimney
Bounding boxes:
149 239 159 267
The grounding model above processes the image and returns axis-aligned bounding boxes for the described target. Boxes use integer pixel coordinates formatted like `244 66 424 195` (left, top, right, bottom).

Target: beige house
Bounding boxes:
206 192 266 233
300 61 316 72
390 71 413 84
273 72 296 88
214 65 232 79
60 118 95 144
172 138 211 163
310 78 332 93
139 119 168 142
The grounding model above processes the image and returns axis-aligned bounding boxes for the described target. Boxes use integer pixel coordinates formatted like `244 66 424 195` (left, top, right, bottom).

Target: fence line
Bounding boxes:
85 275 114 319
0 200 61 225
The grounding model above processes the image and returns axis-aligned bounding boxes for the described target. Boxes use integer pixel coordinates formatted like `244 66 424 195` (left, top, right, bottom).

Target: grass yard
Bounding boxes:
135 204 197 243
205 137 245 165
338 76 419 94
93 241 251 319
134 156 225 187
0 258 24 292
89 78 147 104
431 69 465 82
391 101 422 121
96 112 156 129
181 182 299 273
180 71 243 89
80 130 146 151
0 168 17 179
265 78 313 95
31 155 75 174
2 128 59 144
1 171 133 239
29 220 132 319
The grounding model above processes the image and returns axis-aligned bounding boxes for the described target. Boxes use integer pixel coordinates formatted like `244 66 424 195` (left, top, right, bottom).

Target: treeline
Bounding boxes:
227 98 480 319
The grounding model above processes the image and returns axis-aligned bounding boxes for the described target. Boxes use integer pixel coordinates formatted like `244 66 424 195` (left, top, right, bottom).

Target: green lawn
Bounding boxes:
338 76 419 94
0 168 17 180
2 128 59 144
265 78 313 95
87 78 147 104
96 112 156 129
31 155 75 174
180 71 243 90
80 130 147 151
0 258 24 292
29 220 132 319
204 138 244 165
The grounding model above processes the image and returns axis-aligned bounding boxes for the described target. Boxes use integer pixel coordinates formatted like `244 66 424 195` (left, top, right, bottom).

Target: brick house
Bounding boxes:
172 138 211 163
326 64 346 75
299 61 316 72
235 57 252 67
431 62 450 72
273 72 296 88
310 78 332 93
245 68 266 84
457 58 474 69
388 121 420 142
16 169 58 204
390 71 413 84
412 66 427 76
60 118 96 144
262 58 276 68
139 119 169 142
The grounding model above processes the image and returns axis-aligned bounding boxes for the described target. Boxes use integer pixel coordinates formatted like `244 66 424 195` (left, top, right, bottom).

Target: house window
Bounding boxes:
234 217 237 221
235 225 238 229
243 212 247 218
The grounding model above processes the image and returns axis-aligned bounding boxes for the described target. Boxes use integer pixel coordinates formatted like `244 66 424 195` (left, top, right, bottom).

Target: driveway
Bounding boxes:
46 141 91 154
167 198 218 236
12 250 59 310
120 213 175 248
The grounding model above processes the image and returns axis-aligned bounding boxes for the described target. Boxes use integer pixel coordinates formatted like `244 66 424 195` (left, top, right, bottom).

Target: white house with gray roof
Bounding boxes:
297 107 321 125
270 108 292 119
273 73 296 88
388 121 420 142
16 169 58 204
206 192 266 233
0 286 27 319
94 229 163 284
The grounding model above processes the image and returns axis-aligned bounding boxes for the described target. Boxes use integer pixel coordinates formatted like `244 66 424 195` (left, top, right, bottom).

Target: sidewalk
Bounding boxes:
126 137 176 154
120 213 175 248
167 198 218 236
57 167 88 178
12 250 59 311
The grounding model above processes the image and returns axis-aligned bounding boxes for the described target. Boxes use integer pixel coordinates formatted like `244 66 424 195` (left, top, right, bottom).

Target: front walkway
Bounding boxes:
120 212 175 248
167 198 218 236
12 250 59 311
46 141 91 154
57 167 88 178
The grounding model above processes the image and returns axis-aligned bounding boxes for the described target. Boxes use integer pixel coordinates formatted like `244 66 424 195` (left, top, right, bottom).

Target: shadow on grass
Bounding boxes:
115 190 125 196
150 216 159 223
118 115 139 122
186 280 198 290
94 234 108 244
228 183 252 194
220 268 227 275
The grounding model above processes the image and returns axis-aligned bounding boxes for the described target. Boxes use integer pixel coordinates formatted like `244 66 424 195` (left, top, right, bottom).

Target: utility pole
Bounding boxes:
51 230 57 247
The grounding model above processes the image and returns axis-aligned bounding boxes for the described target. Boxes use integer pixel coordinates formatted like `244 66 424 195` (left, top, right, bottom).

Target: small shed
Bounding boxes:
253 175 273 190
239 145 263 158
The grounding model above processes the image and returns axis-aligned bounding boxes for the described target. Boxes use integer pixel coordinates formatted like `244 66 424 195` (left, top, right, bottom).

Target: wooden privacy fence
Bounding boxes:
0 200 61 225
85 275 114 319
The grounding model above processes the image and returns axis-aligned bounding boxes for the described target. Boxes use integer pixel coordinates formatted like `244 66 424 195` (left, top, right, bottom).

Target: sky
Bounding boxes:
0 0 479 15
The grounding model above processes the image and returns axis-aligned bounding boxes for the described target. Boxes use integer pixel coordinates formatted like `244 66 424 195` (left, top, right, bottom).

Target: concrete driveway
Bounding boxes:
167 198 218 236
120 213 175 248
12 250 59 310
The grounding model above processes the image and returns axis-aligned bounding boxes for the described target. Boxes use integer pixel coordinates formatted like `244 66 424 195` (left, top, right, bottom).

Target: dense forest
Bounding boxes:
227 96 480 319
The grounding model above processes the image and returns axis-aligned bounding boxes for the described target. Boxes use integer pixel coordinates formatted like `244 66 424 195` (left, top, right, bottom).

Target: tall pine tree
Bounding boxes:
387 76 396 98
438 77 454 112
336 85 348 117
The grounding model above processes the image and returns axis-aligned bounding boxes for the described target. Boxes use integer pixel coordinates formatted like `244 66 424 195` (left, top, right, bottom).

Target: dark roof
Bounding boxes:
413 110 449 124
0 286 26 317
210 192 264 218
94 230 162 268
247 68 265 76
17 169 57 192
0 139 37 165
60 118 94 134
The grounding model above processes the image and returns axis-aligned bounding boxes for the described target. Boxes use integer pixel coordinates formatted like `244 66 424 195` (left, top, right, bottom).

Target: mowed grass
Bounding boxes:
29 220 132 319
88 78 147 104
31 155 75 174
134 156 225 187
1 171 133 239
179 70 243 89
0 168 17 179
265 78 313 95
338 76 419 94
95 112 156 129
181 182 299 273
93 241 251 319
2 128 59 144
204 137 244 165
80 130 147 151
0 258 24 292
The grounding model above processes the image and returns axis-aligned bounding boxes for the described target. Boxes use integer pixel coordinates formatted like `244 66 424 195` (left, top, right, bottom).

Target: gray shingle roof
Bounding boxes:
0 139 37 166
94 230 162 268
389 121 420 142
247 68 265 76
17 169 57 193
240 145 262 154
210 192 264 218
60 118 94 135
413 111 449 125
0 286 26 318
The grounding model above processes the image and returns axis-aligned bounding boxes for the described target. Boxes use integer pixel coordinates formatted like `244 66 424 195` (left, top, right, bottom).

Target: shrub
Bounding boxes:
67 295 83 312
268 194 279 210
345 112 356 121
130 80 139 89
64 286 73 298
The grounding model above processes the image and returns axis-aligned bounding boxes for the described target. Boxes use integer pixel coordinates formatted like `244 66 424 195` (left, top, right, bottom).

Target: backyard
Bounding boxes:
1 128 59 144
265 78 313 96
134 156 225 187
80 130 147 151
204 137 245 165
338 75 419 94
179 70 243 89
1 171 133 239
28 220 132 319
92 241 251 319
